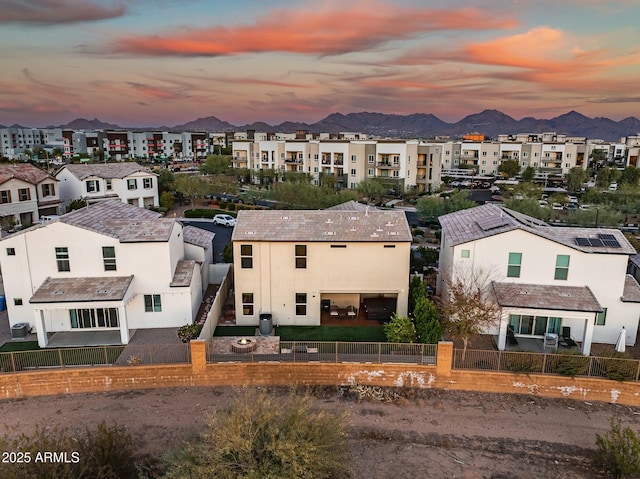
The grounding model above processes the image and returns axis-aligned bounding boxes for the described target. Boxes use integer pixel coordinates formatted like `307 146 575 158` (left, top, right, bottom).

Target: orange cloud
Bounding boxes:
112 3 516 57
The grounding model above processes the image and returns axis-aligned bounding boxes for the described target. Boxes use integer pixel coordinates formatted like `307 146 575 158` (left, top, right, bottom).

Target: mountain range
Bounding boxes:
3 110 640 141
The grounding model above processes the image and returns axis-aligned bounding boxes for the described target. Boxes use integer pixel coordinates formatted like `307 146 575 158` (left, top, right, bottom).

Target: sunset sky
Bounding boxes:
1 0 639 127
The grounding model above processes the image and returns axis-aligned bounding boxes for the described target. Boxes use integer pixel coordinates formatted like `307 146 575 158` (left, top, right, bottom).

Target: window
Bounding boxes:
0 190 10 203
102 246 116 271
295 293 307 315
510 314 561 336
41 183 55 196
86 180 100 193
127 179 137 190
105 179 112 190
70 308 119 328
554 254 570 280
595 307 607 325
14 298 23 306
6 247 15 256
18 188 30 201
55 247 70 272
351 155 356 163
144 294 162 312
367 169 374 177
242 293 254 315
507 252 522 278
295 244 307 268
143 178 153 189
240 244 253 268
350 169 356 176
461 249 470 258
331 244 347 248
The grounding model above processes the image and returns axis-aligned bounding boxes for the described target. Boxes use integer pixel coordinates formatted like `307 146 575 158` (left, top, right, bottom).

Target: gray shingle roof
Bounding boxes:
492 282 602 312
170 260 196 287
440 203 636 255
622 275 640 303
58 162 154 180
232 210 412 242
325 201 379 212
182 225 215 249
30 276 134 303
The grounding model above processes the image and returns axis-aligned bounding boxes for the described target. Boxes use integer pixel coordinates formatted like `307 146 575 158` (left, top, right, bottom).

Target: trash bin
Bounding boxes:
0 295 5 311
259 313 273 336
11 322 29 338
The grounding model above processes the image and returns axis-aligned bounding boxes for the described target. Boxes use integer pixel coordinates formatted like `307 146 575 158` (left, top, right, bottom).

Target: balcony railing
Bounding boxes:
375 161 400 168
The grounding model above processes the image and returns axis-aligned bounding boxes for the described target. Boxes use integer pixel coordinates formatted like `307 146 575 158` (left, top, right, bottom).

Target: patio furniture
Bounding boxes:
346 305 358 318
559 327 578 348
544 333 558 350
329 305 339 317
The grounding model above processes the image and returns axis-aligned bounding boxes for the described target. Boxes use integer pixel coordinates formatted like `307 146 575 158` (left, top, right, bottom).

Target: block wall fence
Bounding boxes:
1 341 639 406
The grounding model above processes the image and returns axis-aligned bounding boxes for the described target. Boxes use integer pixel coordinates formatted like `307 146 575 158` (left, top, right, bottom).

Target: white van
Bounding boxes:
609 183 618 191
39 215 61 223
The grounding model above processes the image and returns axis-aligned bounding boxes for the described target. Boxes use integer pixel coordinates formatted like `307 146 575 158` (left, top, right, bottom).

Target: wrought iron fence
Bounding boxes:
206 341 437 365
453 349 640 381
0 343 191 374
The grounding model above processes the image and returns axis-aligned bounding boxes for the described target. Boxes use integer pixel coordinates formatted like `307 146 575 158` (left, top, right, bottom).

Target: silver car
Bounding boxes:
212 214 236 227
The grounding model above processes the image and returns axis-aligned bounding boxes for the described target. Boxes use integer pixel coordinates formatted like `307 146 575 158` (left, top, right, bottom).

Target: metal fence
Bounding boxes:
453 349 640 382
207 341 437 365
0 343 191 374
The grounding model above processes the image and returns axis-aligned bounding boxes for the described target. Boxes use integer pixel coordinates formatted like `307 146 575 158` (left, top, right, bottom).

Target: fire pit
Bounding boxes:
231 337 257 354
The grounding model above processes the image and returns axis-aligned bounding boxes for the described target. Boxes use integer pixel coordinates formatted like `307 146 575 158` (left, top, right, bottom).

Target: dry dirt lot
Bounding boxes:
1 386 639 478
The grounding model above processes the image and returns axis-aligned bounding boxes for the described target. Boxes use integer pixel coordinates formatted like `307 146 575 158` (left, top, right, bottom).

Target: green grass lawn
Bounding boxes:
213 325 386 342
0 341 40 352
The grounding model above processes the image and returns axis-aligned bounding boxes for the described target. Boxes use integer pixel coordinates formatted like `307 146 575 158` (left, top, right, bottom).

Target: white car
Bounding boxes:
212 214 236 227
552 203 563 210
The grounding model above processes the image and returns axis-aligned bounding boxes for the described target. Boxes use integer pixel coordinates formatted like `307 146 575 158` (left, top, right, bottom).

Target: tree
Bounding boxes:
409 275 429 313
200 154 231 175
383 314 416 343
590 149 608 170
416 190 475 220
503 197 551 221
156 169 175 193
174 174 208 209
566 167 588 192
68 199 87 211
357 178 386 204
597 167 620 188
521 166 536 182
441 268 500 359
163 390 350 479
498 159 520 178
620 167 640 187
159 191 175 210
596 417 640 479
413 297 443 344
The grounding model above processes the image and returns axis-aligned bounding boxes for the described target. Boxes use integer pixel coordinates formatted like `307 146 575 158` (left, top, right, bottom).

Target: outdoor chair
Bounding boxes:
559 327 578 348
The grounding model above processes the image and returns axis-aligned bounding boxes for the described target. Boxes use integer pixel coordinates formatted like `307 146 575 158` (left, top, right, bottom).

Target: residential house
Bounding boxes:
0 163 61 228
232 209 411 326
55 163 159 211
438 204 640 354
0 200 214 347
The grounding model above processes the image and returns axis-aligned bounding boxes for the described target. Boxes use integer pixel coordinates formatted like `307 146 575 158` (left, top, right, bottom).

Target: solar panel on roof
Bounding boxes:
599 233 617 240
476 215 509 231
602 239 621 247
575 237 591 246
588 238 604 247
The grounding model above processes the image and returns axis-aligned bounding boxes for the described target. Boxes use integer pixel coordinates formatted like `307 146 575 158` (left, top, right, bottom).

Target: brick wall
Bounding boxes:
0 341 639 405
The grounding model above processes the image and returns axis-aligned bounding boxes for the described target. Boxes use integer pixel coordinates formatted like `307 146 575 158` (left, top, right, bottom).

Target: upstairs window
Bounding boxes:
86 180 100 193
55 247 70 272
143 178 153 189
554 255 570 280
102 246 116 271
295 293 307 315
105 179 113 190
507 252 522 278
18 188 30 201
595 307 607 325
144 294 162 312
0 190 11 204
295 244 307 268
240 245 253 269
127 179 137 190
41 183 55 197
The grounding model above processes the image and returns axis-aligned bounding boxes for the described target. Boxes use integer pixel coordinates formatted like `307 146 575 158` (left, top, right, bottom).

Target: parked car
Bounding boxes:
564 204 578 211
579 204 591 211
552 203 563 210
212 214 236 227
609 183 618 191
450 181 461 187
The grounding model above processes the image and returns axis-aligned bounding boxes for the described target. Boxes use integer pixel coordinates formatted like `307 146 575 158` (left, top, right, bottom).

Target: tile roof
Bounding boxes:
440 203 636 255
629 253 640 268
232 209 412 242
30 276 134 303
59 162 154 180
170 260 196 287
0 163 54 186
492 282 602 313
622 275 640 303
182 225 215 250
325 200 380 212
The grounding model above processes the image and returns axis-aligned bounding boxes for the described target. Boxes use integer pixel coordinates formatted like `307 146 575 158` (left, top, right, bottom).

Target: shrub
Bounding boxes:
596 417 640 478
599 353 637 382
163 390 350 479
219 201 228 209
383 314 416 343
412 228 424 236
177 323 203 342
413 297 442 344
549 350 589 377
503 352 544 373
227 203 236 211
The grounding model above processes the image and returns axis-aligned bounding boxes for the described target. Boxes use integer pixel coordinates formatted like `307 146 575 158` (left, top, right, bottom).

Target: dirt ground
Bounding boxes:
1 386 639 478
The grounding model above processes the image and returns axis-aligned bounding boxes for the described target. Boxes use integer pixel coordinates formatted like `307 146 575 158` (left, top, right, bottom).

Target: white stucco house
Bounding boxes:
0 200 214 347
55 163 159 212
0 163 61 227
438 203 640 355
232 209 412 326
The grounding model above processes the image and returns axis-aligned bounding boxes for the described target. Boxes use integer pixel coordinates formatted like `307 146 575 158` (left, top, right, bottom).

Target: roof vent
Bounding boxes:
376 227 383 232
325 218 333 224
558 292 572 297
350 227 357 232
388 231 398 236
386 221 394 227
349 216 359 220
54 290 65 295
323 231 336 236
371 232 379 238
96 289 109 294
245 231 255 235
281 216 290 220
